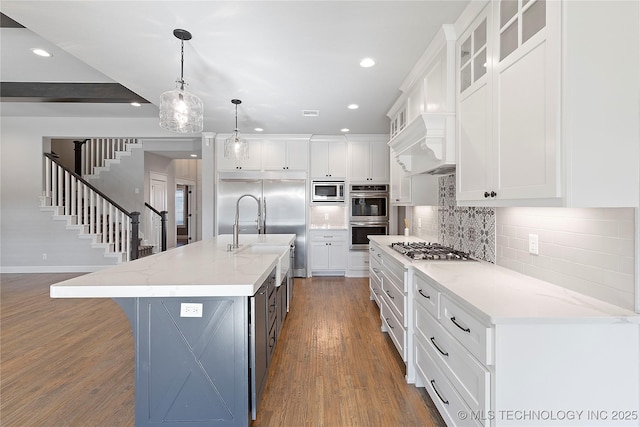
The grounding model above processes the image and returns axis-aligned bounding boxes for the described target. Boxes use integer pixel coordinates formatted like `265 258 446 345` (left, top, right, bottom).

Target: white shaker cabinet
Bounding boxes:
216 136 263 171
262 137 309 171
456 0 639 207
347 135 389 183
309 230 347 276
309 136 348 179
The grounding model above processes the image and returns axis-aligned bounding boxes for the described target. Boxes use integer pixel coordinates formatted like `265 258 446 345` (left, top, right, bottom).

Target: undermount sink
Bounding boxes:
237 244 290 286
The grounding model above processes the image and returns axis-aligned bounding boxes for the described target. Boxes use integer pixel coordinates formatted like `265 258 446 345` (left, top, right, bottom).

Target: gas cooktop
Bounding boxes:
390 241 474 261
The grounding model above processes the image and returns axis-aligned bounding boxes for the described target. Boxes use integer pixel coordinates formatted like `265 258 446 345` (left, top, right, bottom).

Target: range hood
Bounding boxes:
388 112 456 175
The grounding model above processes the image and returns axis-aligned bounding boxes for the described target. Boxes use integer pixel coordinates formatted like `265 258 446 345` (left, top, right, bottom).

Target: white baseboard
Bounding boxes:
0 265 109 274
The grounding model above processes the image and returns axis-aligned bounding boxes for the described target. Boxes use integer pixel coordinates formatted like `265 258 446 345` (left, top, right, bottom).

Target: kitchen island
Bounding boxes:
50 234 295 427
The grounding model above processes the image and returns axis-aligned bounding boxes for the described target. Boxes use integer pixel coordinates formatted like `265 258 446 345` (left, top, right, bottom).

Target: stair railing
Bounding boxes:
43 152 140 261
80 137 139 176
144 202 168 253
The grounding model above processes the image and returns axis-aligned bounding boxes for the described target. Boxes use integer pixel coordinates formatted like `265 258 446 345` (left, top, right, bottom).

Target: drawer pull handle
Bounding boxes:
450 316 471 333
385 318 394 329
385 290 395 299
430 337 449 357
418 289 431 300
430 379 449 405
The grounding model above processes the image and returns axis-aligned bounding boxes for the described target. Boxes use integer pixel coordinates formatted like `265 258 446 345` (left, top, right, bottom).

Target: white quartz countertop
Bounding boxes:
369 236 639 324
50 234 295 298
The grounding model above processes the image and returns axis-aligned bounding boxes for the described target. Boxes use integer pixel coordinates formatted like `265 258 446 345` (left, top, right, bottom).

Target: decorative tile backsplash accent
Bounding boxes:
438 174 496 263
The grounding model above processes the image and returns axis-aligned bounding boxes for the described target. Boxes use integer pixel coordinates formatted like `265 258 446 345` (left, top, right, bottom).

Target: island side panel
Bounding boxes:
115 296 250 427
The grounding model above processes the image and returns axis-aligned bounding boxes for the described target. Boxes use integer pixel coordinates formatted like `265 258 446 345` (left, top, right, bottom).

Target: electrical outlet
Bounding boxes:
42 253 47 260
418 218 422 228
180 303 203 318
528 234 539 255
324 213 329 220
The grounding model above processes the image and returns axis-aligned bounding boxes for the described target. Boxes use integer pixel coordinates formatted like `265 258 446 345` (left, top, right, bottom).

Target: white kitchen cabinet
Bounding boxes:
347 250 369 278
216 136 262 171
309 136 347 179
347 135 389 183
309 230 347 275
262 138 309 171
390 157 439 206
456 0 639 207
367 236 640 427
369 240 409 362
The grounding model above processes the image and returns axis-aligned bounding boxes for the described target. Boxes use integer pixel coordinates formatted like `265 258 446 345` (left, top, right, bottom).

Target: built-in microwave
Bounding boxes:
312 181 345 202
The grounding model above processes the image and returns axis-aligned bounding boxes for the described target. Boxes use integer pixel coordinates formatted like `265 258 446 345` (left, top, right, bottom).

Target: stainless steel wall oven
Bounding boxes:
349 184 388 249
349 221 389 250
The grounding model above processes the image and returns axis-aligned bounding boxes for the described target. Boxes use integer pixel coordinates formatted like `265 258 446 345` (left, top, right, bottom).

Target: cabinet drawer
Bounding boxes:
369 272 382 307
415 339 482 427
382 273 406 327
414 303 490 415
311 231 346 243
413 272 440 319
381 298 406 361
441 295 492 365
380 254 406 291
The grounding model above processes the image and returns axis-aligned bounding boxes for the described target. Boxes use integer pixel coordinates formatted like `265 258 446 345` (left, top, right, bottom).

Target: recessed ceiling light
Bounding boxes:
359 58 375 68
130 102 141 107
340 128 350 133
31 48 52 58
348 104 359 110
254 128 264 132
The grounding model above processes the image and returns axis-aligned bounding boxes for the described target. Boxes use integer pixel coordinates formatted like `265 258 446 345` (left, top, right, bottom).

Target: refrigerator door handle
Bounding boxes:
262 198 267 234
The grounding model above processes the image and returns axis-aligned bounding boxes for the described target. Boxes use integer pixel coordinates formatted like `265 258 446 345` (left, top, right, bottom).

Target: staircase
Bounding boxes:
41 138 168 263
41 138 147 264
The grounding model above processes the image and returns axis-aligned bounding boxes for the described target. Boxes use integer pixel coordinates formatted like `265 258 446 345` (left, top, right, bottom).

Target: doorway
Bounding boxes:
176 180 195 246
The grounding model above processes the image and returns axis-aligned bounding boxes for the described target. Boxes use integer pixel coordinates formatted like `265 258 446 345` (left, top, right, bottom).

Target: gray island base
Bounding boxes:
50 234 295 427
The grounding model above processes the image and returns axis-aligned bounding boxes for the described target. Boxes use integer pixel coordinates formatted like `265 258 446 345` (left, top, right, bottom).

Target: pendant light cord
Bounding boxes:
179 39 185 90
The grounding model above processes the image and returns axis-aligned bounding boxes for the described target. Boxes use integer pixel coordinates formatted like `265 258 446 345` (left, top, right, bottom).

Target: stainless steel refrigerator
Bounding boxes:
217 175 307 277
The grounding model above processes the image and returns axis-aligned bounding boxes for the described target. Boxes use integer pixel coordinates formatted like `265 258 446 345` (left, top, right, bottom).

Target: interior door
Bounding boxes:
149 173 168 249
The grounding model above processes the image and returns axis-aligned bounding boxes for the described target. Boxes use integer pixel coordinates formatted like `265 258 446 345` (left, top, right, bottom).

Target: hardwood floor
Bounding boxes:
0 273 135 426
1 273 445 427
253 277 445 427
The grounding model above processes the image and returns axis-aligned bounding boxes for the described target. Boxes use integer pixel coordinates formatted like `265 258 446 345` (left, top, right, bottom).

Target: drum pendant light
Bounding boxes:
224 99 248 160
159 29 203 133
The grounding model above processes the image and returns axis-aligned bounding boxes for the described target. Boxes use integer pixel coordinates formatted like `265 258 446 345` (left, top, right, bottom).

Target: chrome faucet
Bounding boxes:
232 194 262 248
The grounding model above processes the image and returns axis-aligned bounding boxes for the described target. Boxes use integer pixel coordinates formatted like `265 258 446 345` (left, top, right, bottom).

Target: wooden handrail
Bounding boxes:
44 152 132 217
144 202 163 217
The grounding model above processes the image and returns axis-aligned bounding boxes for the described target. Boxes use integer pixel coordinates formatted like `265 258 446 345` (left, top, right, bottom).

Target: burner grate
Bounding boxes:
390 241 473 261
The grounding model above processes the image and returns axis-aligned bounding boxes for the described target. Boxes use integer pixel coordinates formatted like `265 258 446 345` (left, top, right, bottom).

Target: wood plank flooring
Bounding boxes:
1 273 444 427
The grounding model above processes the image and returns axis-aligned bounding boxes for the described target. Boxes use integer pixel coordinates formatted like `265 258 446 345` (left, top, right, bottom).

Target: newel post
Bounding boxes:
160 211 168 252
73 139 88 175
130 211 140 260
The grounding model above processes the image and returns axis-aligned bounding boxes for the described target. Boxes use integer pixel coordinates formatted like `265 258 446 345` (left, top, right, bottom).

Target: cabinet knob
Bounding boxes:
484 191 497 198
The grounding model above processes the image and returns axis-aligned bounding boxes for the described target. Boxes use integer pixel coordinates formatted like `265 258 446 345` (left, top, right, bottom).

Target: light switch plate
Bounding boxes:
528 234 539 255
180 302 203 317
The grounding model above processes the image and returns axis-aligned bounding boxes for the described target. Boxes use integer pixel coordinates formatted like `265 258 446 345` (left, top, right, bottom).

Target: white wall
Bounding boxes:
0 116 203 272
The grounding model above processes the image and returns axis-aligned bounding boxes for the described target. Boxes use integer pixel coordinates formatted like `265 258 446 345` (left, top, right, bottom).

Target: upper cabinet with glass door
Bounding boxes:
456 0 639 207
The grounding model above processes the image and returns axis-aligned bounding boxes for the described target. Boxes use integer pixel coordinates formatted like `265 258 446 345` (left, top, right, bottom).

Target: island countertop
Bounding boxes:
50 234 295 298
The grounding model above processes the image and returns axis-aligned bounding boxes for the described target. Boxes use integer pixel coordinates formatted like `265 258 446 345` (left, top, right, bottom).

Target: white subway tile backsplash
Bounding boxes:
496 206 636 311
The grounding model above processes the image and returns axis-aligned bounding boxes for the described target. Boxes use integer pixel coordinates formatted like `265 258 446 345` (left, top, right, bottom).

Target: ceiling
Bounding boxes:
0 1 469 136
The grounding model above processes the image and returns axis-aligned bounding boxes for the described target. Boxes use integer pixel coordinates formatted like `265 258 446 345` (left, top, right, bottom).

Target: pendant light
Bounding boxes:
224 99 248 160
159 29 203 133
